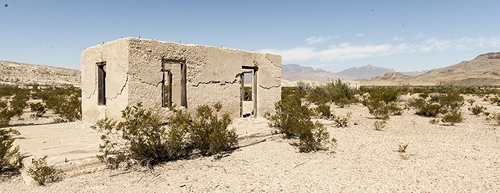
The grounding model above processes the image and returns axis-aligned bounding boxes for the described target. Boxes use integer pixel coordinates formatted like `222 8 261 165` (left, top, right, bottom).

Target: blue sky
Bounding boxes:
1 1 499 72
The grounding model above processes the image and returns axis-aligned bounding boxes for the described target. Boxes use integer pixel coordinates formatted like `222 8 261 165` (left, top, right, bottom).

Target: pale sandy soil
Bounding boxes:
1 95 500 192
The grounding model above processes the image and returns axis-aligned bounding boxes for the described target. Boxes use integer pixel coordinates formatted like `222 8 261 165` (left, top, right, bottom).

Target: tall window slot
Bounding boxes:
97 62 106 106
162 59 187 108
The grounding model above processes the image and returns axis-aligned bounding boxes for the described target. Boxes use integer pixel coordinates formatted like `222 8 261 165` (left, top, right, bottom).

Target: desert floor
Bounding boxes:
1 95 500 192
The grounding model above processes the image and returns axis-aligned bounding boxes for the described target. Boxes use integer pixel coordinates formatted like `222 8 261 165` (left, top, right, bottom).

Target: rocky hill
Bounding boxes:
411 52 500 85
0 60 80 86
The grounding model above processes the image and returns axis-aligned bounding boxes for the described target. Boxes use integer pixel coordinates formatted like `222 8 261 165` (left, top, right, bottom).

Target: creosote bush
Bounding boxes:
265 94 334 152
363 88 402 120
0 128 20 173
92 102 238 169
305 79 357 107
27 156 63 186
30 102 46 117
469 105 486 116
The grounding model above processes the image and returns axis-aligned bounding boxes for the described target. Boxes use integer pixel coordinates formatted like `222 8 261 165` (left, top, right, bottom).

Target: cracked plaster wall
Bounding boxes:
82 38 281 123
81 38 129 122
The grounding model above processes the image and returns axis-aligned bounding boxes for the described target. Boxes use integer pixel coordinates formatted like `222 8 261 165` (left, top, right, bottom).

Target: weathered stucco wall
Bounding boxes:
81 38 281 123
81 39 130 122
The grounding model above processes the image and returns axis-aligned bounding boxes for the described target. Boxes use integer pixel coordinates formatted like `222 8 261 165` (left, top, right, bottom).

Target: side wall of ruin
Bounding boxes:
81 38 281 123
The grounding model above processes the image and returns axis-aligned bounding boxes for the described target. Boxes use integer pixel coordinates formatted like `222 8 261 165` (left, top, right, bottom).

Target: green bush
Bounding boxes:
314 104 331 119
305 79 357 106
266 95 333 152
189 103 238 156
92 102 238 169
10 91 30 117
468 105 486 116
363 87 402 120
30 102 46 117
92 103 175 168
441 111 463 126
0 101 16 128
0 128 20 173
35 86 82 122
407 98 441 117
265 94 313 139
27 156 63 186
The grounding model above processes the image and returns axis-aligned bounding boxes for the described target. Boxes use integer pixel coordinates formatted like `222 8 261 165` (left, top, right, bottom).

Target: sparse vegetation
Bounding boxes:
27 156 64 186
266 94 333 152
0 128 20 174
469 105 486 116
363 87 402 120
374 120 386 131
305 79 357 107
398 143 408 153
92 102 238 169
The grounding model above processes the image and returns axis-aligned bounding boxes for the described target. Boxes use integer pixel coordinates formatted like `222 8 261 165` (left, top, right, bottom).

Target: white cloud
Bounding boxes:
305 36 330 45
260 36 500 63
393 37 404 41
355 33 366 37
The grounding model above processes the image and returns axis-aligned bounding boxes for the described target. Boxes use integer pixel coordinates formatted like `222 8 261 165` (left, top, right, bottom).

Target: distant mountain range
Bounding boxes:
1 51 499 87
282 51 500 86
282 64 426 81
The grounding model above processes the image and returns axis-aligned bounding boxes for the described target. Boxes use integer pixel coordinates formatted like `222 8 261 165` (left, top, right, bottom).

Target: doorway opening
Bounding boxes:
162 59 187 108
240 66 257 117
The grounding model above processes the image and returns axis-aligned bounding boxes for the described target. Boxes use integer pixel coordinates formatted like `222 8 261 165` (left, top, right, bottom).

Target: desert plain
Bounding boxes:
1 93 499 192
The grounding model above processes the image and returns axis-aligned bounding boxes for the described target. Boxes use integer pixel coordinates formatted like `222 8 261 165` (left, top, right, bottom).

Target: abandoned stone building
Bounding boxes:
81 38 282 123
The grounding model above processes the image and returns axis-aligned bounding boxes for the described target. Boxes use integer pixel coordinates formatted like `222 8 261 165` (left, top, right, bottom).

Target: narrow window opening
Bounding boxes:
97 62 106 106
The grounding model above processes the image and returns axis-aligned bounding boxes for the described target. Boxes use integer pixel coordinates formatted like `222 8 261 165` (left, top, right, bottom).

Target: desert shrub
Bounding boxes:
314 104 331 119
296 81 311 94
441 111 463 126
281 87 305 100
27 156 63 186
398 143 409 153
305 79 357 106
467 99 475 106
490 95 500 106
189 103 238 156
495 113 500 125
439 91 465 114
30 102 46 117
429 119 440 124
10 91 30 117
92 103 176 168
333 114 348 127
92 102 238 169
295 123 330 152
243 87 252 101
266 95 313 139
0 128 20 174
307 86 329 105
324 79 357 107
34 86 82 122
407 98 441 117
374 120 386 131
0 101 16 128
363 87 402 120
266 95 333 152
468 105 486 116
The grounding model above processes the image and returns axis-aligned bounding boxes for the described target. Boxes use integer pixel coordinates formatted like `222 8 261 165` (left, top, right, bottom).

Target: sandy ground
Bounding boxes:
2 95 500 192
